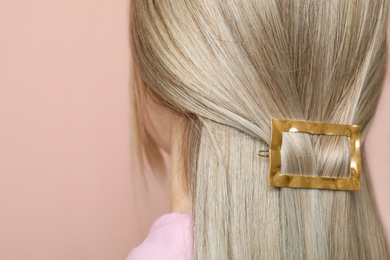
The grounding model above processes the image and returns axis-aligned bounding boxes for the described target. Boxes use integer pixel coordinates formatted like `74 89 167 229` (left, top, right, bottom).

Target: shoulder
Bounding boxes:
126 213 193 260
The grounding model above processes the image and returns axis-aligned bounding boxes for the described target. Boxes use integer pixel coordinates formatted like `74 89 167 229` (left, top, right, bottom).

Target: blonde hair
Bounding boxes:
130 0 389 259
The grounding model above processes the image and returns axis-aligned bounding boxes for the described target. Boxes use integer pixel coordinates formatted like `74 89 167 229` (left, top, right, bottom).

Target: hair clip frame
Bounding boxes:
269 118 362 191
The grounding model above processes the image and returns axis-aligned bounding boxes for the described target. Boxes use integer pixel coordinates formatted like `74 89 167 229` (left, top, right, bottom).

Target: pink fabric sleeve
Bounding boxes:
126 213 193 260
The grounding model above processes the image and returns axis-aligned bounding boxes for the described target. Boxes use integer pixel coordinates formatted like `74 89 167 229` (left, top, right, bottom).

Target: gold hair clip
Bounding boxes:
258 118 362 191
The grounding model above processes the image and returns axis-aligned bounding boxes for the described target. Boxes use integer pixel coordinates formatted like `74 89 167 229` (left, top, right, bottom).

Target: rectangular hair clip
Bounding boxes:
261 118 362 191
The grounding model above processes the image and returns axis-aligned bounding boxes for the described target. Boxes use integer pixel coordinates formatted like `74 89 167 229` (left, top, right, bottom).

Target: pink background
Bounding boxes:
0 1 389 259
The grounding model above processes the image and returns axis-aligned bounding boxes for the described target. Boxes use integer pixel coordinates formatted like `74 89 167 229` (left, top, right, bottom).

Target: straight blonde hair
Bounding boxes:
129 0 390 259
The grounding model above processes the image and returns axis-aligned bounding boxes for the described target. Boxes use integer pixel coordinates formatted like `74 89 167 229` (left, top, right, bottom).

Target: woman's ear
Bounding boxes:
143 90 185 155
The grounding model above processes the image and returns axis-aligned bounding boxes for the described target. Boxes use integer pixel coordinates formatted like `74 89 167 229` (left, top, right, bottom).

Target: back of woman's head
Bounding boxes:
130 0 389 259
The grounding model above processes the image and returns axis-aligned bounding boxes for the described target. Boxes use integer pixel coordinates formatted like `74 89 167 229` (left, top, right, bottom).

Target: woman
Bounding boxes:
128 0 389 259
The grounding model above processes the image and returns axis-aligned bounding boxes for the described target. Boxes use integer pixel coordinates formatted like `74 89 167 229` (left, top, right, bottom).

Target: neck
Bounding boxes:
169 128 191 214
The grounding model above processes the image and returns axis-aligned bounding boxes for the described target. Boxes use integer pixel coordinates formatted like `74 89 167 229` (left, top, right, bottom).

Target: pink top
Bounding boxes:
126 213 193 260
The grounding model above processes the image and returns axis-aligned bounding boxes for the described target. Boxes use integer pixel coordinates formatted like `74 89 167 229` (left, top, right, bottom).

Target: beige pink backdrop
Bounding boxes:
0 1 389 259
